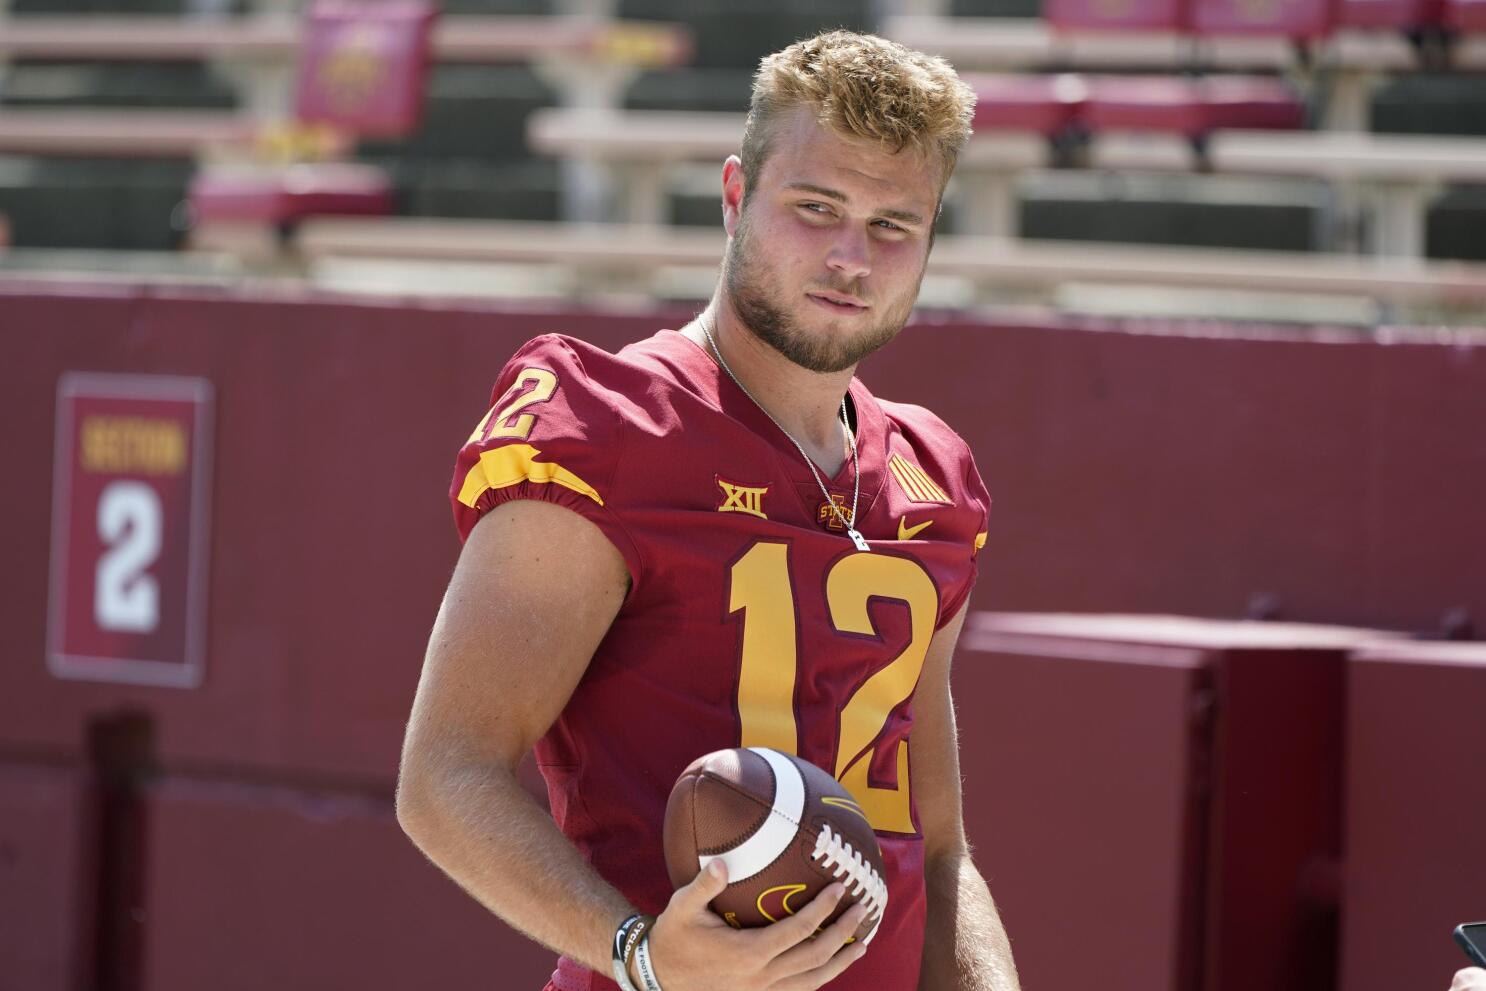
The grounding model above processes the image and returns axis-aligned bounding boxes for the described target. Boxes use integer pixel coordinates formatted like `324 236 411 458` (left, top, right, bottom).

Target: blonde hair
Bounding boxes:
741 31 976 195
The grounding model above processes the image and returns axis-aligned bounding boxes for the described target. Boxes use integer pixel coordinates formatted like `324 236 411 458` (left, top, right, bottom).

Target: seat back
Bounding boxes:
294 0 440 140
1190 0 1335 37
1336 0 1445 29
1045 0 1188 32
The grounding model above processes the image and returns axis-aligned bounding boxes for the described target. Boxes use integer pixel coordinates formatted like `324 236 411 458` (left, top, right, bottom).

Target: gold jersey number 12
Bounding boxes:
729 541 938 834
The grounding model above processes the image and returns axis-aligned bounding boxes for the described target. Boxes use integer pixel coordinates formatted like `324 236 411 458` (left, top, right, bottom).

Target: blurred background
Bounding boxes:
0 0 1483 989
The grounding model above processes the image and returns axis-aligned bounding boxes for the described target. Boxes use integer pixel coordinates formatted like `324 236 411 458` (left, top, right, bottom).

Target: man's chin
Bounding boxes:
769 331 882 375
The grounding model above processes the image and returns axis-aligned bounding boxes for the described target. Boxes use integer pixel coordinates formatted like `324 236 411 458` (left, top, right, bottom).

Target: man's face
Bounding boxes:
722 107 940 374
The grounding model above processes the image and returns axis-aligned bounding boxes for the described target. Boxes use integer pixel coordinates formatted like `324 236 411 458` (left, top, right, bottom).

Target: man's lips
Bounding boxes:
807 291 868 311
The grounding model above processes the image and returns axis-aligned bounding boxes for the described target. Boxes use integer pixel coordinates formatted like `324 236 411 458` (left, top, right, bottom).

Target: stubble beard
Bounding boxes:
723 207 921 375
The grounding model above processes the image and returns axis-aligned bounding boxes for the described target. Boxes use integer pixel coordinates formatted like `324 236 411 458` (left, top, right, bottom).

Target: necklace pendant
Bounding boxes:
848 528 871 553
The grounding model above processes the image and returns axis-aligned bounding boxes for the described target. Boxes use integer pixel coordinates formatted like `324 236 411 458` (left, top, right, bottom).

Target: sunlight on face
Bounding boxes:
724 108 941 374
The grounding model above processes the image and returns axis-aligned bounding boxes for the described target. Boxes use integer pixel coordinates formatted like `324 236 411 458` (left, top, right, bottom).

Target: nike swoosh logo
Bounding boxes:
898 518 933 541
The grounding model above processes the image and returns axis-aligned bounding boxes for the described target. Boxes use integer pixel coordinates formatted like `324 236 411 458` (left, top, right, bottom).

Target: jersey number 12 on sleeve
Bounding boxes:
468 368 558 444
729 541 938 834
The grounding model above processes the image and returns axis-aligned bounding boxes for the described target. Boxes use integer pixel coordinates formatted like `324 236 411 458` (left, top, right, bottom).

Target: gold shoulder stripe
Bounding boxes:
457 443 604 508
889 453 951 504
975 531 988 550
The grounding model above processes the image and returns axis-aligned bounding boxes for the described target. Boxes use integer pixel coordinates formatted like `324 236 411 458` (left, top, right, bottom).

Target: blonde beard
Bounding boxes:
722 209 920 374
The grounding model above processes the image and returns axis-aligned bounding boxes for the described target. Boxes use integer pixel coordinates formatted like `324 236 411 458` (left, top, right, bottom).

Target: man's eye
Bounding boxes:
800 202 830 214
874 219 906 232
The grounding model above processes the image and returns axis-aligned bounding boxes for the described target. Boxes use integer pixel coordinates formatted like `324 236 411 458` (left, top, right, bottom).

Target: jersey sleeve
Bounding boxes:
449 334 644 585
934 439 991 626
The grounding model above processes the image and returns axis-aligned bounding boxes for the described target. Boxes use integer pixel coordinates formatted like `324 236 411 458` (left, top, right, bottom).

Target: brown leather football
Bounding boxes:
662 747 888 944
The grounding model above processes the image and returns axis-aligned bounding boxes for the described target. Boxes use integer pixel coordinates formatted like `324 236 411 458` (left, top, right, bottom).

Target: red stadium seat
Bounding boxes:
1081 75 1305 138
295 0 439 140
188 0 433 234
1445 0 1486 28
968 74 1089 135
1336 0 1444 29
1199 75 1308 129
1045 0 1187 33
187 163 395 226
1190 0 1335 38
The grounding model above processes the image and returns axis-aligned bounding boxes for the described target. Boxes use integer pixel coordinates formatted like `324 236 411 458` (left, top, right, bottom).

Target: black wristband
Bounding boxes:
611 913 648 991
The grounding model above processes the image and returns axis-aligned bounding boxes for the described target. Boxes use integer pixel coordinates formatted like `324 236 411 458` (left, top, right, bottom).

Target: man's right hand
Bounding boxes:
638 860 871 991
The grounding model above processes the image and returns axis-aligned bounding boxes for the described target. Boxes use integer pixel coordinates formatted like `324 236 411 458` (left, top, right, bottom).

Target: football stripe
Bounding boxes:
697 747 804 883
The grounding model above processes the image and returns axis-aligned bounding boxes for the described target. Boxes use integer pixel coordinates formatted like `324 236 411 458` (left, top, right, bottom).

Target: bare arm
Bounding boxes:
396 499 634 968
912 604 1021 991
396 498 866 990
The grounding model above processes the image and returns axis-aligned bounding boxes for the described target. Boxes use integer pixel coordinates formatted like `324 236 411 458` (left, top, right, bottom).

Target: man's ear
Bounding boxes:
721 155 745 237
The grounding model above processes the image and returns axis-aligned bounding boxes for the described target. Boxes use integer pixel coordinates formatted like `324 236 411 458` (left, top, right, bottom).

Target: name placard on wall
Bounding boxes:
48 373 214 688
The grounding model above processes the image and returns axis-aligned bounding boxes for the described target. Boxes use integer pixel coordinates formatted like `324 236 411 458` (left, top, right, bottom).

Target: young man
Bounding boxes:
397 30 1020 991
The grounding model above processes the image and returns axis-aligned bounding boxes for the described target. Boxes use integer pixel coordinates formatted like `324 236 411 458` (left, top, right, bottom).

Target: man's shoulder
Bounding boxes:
503 330 689 403
873 395 973 461
869 392 990 521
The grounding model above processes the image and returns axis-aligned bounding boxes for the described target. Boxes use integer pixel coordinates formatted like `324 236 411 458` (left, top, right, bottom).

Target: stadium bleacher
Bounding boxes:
0 0 1483 299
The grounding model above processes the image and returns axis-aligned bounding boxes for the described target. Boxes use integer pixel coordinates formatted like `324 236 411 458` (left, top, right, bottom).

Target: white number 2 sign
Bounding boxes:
94 481 163 634
49 372 213 688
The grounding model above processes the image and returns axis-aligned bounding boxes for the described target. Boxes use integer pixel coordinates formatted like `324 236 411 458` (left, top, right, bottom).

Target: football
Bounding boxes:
662 746 888 944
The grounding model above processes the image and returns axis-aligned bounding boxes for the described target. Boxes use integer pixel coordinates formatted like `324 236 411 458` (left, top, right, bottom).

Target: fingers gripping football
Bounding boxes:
662 747 888 941
643 861 865 991
645 747 889 989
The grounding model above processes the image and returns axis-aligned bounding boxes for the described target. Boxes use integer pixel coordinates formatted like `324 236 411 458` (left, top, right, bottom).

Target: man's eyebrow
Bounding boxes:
783 182 926 227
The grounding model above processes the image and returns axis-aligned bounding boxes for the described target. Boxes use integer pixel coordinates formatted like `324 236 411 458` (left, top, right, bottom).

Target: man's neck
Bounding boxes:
684 300 856 476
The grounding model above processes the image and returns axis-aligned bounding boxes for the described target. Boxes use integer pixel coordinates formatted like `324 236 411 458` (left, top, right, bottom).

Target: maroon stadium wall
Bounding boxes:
0 281 1482 991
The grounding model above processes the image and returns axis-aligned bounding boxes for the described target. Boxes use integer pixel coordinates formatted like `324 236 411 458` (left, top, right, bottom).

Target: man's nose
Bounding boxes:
825 226 871 282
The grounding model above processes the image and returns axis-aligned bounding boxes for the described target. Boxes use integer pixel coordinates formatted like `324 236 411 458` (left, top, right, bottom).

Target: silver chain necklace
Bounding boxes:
701 318 870 553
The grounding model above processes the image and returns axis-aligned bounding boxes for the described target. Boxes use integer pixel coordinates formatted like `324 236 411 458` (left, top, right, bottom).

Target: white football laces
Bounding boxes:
809 823 889 945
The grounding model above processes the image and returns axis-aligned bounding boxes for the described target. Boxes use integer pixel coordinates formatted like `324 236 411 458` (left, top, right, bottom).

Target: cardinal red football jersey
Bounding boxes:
450 330 991 991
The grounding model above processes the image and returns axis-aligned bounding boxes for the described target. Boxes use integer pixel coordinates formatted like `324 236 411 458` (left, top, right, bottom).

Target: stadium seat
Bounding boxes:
1336 0 1445 29
1190 0 1335 38
1044 0 1187 32
968 73 1089 136
187 163 395 226
295 0 439 140
1081 75 1305 139
189 0 436 237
